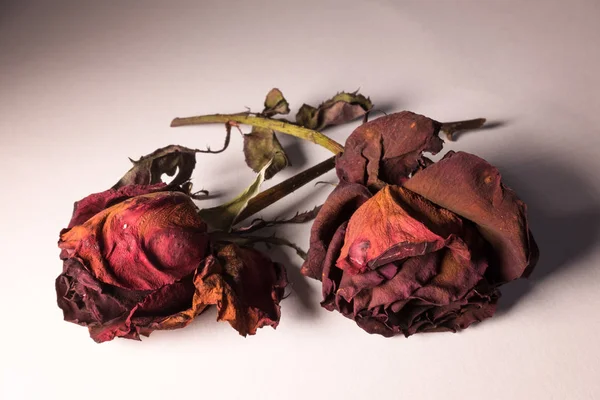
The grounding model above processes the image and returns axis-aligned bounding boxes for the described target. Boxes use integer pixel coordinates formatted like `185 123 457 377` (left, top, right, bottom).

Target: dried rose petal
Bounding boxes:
59 191 209 290
335 111 443 189
301 182 372 280
404 151 539 282
134 246 287 337
66 183 168 229
194 244 288 335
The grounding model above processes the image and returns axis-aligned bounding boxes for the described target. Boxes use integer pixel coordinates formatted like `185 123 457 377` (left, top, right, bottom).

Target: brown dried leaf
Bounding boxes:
295 91 373 131
112 145 198 189
263 88 290 117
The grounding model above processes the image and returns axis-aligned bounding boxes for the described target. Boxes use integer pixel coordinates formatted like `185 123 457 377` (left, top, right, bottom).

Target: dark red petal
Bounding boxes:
212 244 288 335
336 186 448 274
59 191 208 290
131 272 208 337
320 222 348 303
336 111 443 189
301 182 372 280
404 151 538 283
134 247 289 338
56 258 145 327
66 184 167 228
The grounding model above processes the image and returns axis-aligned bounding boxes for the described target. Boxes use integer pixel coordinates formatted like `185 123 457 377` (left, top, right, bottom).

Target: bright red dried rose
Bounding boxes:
56 184 287 342
302 112 539 337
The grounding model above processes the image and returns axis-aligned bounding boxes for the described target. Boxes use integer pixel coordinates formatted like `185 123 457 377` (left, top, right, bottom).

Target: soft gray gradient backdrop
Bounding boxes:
1 1 599 399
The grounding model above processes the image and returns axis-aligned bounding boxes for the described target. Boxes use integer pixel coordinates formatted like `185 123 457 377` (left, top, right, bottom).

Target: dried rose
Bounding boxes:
56 177 287 342
301 112 538 337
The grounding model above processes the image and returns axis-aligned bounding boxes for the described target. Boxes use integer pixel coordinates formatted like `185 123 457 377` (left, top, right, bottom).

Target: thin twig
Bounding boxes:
440 118 487 141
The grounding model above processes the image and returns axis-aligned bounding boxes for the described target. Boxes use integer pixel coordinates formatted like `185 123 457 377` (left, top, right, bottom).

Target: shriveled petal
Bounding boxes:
404 151 538 283
59 191 209 290
66 184 167 228
56 257 206 342
55 258 146 328
412 239 487 304
337 185 478 274
301 182 372 280
193 245 288 336
336 111 443 189
129 276 199 336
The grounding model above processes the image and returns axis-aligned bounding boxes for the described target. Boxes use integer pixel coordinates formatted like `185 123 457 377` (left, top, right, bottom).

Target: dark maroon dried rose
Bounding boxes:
56 185 287 342
301 112 538 337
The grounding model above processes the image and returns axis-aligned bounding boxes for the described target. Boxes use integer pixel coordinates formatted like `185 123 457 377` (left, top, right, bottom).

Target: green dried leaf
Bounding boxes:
199 160 272 231
112 145 197 189
296 90 373 131
263 88 290 117
243 127 289 179
242 88 291 179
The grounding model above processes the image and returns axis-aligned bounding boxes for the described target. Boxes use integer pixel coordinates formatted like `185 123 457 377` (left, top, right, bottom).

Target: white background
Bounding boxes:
1 1 600 399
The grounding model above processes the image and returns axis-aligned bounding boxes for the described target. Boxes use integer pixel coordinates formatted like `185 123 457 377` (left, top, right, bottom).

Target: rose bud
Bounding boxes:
57 183 287 342
302 112 538 337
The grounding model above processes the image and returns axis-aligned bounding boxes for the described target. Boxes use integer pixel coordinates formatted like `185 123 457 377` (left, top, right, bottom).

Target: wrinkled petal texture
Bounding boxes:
55 257 200 342
336 111 443 189
135 246 287 338
301 182 372 280
304 112 538 337
56 189 211 342
60 191 208 290
404 151 539 283
66 184 168 228
320 186 497 337
196 244 288 336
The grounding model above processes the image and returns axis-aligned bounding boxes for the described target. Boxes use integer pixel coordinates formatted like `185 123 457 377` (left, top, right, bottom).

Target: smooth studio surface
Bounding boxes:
1 1 599 399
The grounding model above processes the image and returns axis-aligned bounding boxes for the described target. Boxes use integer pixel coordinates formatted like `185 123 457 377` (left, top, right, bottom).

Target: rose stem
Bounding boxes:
171 113 344 154
236 156 336 223
440 118 487 141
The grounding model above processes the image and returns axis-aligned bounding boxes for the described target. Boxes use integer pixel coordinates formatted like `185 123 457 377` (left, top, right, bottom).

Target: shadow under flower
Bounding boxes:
260 244 320 319
495 156 600 315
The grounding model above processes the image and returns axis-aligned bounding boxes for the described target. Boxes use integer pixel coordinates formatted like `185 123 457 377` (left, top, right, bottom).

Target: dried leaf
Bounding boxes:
296 91 373 131
243 127 289 179
112 145 198 189
242 89 291 179
263 88 290 117
199 160 272 231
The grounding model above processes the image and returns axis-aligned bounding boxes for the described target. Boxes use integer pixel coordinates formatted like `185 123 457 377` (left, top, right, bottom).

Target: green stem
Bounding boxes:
236 156 336 223
171 113 344 154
